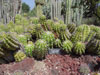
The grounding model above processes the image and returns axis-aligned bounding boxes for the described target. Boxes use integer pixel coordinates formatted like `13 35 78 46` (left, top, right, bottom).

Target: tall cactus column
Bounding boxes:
65 0 72 24
35 0 45 17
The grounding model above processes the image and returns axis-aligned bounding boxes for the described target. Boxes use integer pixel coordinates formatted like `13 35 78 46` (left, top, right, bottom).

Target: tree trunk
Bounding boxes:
0 0 21 24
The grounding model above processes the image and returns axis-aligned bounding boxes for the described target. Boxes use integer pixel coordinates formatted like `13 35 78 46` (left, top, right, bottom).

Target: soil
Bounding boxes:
0 54 99 75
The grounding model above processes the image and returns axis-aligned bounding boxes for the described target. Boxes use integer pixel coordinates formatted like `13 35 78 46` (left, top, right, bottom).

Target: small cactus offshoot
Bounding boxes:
74 42 86 55
14 51 26 62
33 39 48 59
62 40 73 53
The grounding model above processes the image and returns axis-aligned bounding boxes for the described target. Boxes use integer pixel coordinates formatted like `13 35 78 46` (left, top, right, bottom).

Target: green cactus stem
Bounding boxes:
46 20 54 31
25 41 34 57
33 39 48 59
62 40 73 54
54 39 62 48
0 32 20 51
67 23 76 33
17 34 27 45
74 42 86 55
41 31 55 48
71 24 90 42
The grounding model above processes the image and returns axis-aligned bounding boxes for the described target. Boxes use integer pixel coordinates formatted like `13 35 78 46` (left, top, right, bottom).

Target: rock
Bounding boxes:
48 48 61 54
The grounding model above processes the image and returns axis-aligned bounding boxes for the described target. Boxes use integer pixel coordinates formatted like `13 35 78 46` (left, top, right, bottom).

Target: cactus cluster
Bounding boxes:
33 39 48 59
1 14 100 63
0 32 27 62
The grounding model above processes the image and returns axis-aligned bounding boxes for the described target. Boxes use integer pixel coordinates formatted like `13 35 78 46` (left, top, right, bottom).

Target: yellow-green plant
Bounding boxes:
14 51 26 62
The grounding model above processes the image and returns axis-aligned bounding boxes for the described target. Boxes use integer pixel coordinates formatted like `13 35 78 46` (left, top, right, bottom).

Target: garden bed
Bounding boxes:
0 54 99 75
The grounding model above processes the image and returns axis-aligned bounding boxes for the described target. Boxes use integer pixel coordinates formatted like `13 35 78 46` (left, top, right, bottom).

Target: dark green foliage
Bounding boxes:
22 3 30 13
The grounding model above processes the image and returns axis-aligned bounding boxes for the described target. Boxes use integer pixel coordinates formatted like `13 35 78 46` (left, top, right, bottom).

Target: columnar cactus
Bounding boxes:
62 40 73 53
54 39 62 48
33 39 48 59
25 41 34 57
41 31 55 48
14 51 26 62
67 23 76 33
74 42 86 55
